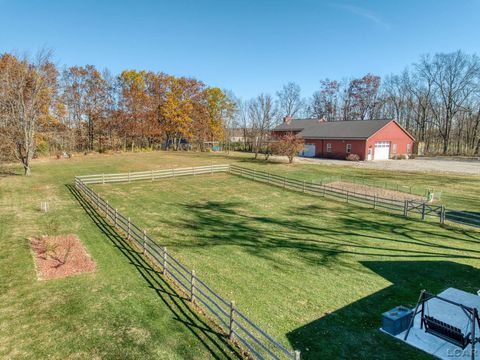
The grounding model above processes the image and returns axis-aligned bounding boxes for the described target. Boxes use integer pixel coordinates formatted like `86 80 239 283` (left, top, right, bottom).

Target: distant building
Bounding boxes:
272 118 415 161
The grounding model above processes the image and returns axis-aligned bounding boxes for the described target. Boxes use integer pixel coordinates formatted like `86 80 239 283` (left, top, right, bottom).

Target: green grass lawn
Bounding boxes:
92 169 480 359
1 150 479 359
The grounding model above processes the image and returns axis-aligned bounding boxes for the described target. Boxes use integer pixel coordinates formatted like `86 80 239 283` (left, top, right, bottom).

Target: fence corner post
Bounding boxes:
229 300 235 340
294 350 301 360
190 270 196 303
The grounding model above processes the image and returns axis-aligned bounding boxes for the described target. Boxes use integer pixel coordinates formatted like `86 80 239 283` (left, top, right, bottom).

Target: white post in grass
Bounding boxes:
229 300 235 340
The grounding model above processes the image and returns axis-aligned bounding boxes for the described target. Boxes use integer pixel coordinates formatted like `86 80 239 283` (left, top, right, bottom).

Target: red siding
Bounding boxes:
366 121 414 159
303 139 367 160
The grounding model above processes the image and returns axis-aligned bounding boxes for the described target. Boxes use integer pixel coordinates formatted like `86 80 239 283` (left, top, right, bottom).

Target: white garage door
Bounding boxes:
374 141 390 160
301 144 316 157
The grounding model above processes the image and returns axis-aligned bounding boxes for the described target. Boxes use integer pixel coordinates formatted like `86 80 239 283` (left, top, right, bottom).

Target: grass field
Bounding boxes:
1 150 479 359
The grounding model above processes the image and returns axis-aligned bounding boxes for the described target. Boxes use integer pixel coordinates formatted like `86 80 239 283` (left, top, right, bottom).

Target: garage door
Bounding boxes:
374 141 390 160
300 144 316 157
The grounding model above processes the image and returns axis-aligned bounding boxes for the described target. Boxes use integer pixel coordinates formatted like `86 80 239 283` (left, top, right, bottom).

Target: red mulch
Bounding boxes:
30 235 96 280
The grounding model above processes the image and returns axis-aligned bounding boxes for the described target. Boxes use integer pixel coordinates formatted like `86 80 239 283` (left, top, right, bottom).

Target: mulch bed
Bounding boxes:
30 235 96 280
326 181 425 202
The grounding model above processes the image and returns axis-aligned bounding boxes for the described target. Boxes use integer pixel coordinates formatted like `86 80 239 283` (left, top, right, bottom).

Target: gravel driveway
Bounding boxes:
270 156 480 175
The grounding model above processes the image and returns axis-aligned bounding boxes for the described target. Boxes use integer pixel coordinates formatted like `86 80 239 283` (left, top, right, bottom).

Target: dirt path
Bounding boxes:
326 181 425 201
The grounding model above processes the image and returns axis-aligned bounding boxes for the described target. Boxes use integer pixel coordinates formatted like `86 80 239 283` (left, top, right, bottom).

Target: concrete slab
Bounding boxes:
384 288 480 359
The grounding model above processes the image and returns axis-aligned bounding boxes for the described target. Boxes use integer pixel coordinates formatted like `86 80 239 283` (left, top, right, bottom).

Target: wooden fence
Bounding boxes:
229 165 480 229
75 165 300 360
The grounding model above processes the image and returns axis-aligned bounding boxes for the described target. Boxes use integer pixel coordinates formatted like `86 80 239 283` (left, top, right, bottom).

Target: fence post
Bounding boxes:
373 195 377 209
295 350 301 360
172 168 175 178
142 230 147 254
190 270 196 303
440 205 446 224
151 170 154 181
102 173 105 184
253 169 255 181
211 165 214 175
229 300 235 340
268 172 270 183
193 167 196 176
162 247 167 274
127 217 131 240
323 185 326 197
283 177 286 188
303 180 306 193
404 200 408 217
128 172 131 183
421 203 426 221
114 209 118 228
346 191 349 203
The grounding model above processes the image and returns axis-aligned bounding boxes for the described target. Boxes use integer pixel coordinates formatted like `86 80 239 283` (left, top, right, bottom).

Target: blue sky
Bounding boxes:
1 0 479 99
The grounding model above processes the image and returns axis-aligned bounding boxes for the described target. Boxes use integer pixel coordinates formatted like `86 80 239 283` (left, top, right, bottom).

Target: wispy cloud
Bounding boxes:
331 3 390 30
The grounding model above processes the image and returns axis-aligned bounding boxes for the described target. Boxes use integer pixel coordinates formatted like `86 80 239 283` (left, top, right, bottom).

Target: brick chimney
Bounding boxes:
283 115 293 124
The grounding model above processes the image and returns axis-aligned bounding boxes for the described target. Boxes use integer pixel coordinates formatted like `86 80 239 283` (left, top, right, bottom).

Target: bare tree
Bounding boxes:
417 51 480 154
310 79 340 121
0 50 57 175
249 94 277 159
276 82 304 119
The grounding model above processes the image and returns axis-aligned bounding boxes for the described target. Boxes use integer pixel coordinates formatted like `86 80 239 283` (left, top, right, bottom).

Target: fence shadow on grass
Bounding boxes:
286 260 480 360
164 199 480 273
66 184 242 360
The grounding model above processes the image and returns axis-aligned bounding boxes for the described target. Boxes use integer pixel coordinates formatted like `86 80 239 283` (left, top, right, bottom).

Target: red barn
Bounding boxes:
272 118 414 161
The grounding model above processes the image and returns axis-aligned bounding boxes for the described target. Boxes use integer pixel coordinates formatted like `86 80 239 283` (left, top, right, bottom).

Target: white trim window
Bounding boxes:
406 143 411 154
346 144 352 153
326 143 332 152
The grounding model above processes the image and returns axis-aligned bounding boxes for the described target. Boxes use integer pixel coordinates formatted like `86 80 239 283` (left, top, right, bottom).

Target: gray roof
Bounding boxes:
273 119 398 139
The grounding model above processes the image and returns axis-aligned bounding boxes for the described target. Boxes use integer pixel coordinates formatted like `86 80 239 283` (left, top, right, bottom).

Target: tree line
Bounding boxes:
1 49 479 175
0 51 235 174
236 50 480 157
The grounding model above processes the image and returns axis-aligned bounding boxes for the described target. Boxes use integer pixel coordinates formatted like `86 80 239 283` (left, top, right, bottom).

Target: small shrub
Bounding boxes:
346 153 360 161
394 154 407 160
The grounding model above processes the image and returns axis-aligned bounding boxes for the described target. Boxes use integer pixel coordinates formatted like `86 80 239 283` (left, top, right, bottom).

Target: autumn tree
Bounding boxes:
343 74 381 120
62 65 112 151
270 133 304 163
0 51 58 175
310 79 340 121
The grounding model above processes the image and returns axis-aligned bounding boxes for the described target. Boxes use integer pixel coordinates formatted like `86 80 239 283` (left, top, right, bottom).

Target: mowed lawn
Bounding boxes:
93 170 480 359
1 150 479 359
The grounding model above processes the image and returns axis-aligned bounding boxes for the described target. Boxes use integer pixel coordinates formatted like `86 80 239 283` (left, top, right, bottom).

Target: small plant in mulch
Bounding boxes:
30 235 95 280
